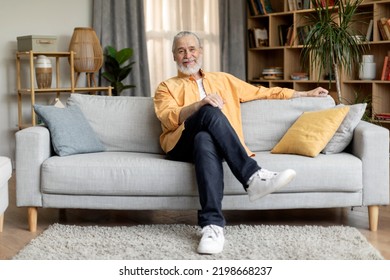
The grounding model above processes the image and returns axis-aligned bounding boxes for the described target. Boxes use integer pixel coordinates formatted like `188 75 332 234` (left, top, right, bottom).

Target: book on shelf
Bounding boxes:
247 0 273 16
378 17 390 41
288 0 297 11
303 0 310 9
278 24 289 46
288 0 310 11
375 113 390 121
381 55 390 81
365 19 373 42
381 17 390 40
248 27 268 48
296 0 303 10
315 0 335 7
297 25 310 45
286 25 295 46
261 0 273 14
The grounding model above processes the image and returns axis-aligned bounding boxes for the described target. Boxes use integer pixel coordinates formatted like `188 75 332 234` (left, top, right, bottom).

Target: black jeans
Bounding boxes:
167 105 260 228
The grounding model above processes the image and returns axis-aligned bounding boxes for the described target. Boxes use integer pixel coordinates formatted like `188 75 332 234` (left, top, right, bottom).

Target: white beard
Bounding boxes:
177 55 203 76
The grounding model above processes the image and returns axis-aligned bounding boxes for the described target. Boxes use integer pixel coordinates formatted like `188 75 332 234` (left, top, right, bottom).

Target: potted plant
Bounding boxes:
300 0 369 104
102 46 136 96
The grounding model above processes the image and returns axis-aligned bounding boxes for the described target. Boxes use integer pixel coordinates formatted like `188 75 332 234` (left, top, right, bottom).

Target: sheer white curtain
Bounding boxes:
144 0 220 95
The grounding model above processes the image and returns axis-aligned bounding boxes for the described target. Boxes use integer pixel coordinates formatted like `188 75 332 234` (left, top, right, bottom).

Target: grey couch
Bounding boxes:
16 94 389 232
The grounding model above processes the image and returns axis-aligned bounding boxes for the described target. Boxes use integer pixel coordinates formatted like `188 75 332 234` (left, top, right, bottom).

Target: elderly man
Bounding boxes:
153 31 328 255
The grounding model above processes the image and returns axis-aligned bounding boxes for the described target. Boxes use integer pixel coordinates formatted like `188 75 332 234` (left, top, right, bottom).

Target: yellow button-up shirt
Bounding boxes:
154 70 295 156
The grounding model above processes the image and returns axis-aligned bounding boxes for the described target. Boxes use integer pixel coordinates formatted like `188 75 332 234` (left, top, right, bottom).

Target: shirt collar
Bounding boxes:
177 69 206 80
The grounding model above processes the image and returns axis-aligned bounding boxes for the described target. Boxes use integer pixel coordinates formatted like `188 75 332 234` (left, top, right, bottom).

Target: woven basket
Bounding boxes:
68 27 103 73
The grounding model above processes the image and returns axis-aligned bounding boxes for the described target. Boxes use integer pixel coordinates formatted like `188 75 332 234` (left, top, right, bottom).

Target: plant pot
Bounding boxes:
359 55 376 80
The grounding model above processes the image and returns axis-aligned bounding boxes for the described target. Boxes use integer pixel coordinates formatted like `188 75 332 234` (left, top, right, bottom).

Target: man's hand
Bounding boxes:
293 87 329 98
202 93 225 109
178 93 225 124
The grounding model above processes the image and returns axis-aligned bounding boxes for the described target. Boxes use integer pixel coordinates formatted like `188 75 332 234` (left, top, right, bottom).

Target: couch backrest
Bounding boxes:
241 96 335 151
68 94 335 153
67 94 164 154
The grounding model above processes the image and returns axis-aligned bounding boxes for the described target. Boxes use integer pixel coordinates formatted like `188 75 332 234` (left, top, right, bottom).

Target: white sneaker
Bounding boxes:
197 225 225 254
247 168 296 202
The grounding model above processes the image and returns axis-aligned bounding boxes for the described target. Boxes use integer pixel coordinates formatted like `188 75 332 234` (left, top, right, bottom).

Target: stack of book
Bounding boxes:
262 67 283 80
375 113 390 121
290 72 309 80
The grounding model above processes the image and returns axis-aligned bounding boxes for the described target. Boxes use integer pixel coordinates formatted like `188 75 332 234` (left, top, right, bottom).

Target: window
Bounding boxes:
144 0 220 95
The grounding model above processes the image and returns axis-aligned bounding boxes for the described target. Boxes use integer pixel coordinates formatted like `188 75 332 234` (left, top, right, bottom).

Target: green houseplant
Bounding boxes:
102 46 135 96
300 0 369 104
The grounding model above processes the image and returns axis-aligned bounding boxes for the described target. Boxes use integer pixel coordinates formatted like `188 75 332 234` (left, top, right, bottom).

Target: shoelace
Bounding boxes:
257 169 278 180
202 225 222 240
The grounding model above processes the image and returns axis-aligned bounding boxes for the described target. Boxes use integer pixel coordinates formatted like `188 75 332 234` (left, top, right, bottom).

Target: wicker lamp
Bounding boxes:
68 27 103 87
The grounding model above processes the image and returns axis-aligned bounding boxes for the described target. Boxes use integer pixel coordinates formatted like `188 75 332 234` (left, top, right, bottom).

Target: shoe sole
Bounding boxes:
197 242 224 254
197 248 223 255
249 169 296 202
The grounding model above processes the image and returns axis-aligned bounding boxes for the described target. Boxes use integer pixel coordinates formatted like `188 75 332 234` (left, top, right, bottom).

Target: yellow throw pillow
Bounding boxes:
271 106 350 157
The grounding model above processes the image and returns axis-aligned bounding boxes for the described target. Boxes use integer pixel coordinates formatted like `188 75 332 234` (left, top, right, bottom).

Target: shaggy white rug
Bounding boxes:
13 223 383 260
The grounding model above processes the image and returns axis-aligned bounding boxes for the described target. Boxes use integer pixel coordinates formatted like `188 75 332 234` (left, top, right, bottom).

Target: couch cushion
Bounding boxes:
67 94 163 154
41 152 198 196
41 151 362 197
251 151 363 193
241 96 335 152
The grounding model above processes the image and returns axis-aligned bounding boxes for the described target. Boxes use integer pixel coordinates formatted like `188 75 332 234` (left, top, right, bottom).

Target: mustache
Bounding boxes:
182 58 196 63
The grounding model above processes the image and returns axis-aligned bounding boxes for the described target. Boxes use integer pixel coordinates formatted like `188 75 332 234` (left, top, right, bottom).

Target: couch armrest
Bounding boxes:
351 121 389 205
15 126 52 207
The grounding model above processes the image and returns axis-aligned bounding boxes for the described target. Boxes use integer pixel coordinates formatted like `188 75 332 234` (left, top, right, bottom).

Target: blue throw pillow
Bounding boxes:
33 104 105 156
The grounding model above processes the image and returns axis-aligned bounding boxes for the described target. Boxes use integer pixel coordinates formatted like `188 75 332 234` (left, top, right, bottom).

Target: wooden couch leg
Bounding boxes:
28 207 38 232
0 213 4 232
368 205 379 231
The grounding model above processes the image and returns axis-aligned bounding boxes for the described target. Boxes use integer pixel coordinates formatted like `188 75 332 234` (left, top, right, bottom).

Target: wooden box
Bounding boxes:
17 35 57 52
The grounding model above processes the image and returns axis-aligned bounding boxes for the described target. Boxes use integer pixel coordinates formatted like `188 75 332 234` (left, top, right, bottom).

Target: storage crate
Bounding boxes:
17 35 57 52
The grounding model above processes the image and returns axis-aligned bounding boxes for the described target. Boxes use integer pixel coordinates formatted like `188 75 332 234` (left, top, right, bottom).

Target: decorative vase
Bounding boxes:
359 55 376 80
68 27 103 73
35 55 52 89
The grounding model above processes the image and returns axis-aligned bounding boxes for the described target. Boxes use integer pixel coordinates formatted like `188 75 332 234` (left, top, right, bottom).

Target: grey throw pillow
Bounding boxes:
322 103 367 154
33 104 105 156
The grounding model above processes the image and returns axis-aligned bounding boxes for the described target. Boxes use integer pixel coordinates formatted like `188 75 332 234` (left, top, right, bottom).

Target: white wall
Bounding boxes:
0 0 92 165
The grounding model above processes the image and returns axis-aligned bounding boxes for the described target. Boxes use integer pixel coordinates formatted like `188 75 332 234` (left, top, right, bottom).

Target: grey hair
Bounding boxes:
172 31 202 53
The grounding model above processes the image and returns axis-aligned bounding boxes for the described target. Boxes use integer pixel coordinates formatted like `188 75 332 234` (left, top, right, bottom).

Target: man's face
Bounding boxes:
173 35 203 76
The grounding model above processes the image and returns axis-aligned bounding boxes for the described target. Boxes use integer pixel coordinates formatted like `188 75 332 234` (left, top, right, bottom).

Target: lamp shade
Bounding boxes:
68 27 103 73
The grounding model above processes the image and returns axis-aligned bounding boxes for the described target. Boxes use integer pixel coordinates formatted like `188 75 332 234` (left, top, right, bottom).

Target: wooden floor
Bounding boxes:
1 172 390 260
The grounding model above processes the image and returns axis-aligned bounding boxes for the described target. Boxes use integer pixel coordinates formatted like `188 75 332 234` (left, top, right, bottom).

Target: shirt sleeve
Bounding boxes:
153 82 182 132
226 74 295 102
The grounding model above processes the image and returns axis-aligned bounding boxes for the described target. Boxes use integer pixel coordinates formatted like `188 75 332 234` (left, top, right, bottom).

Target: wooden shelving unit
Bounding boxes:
16 51 112 129
247 0 390 127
